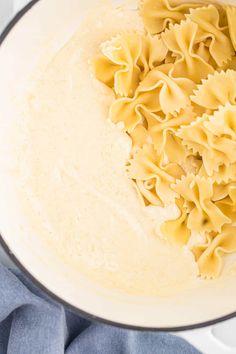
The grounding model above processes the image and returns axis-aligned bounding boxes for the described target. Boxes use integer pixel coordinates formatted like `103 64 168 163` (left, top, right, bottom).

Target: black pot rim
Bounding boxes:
0 0 236 333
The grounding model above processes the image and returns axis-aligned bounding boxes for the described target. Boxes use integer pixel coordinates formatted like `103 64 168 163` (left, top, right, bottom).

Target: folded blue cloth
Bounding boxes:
0 265 200 354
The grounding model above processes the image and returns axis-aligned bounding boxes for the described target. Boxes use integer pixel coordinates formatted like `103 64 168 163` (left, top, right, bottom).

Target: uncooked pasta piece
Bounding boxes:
177 109 236 175
191 70 236 110
129 124 149 149
146 106 196 154
92 33 141 97
133 179 165 206
127 144 184 206
193 225 236 278
215 184 236 224
137 64 195 114
173 174 231 233
162 20 214 83
92 33 168 97
161 198 191 245
110 63 195 132
177 116 219 175
199 162 236 184
140 0 203 34
221 56 236 71
204 103 236 138
194 42 212 64
192 232 216 261
138 35 168 79
109 81 160 132
225 5 236 51
187 5 234 66
212 183 230 202
181 155 202 175
162 130 191 165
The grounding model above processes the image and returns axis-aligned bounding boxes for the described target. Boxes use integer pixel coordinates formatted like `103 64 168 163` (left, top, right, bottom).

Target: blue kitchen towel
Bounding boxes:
0 265 200 354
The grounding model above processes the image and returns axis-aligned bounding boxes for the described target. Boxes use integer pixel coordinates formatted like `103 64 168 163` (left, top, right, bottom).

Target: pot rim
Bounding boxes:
0 0 235 332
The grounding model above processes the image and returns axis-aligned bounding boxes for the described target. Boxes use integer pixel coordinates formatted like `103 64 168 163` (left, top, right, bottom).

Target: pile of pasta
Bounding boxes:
92 0 236 279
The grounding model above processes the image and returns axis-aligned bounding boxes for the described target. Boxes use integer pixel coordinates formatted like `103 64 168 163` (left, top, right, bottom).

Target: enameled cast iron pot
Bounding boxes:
0 1 236 351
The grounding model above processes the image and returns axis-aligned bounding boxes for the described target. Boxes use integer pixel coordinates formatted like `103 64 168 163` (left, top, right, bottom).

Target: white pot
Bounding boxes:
0 1 236 351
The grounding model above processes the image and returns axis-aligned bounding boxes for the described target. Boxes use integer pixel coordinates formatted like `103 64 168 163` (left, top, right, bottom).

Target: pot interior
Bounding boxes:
0 0 236 329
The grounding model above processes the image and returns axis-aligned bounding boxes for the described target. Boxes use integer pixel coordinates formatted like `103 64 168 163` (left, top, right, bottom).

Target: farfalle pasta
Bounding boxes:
92 0 236 279
223 56 236 71
177 107 236 175
204 103 236 138
215 184 236 224
140 0 203 34
187 5 234 66
138 35 168 79
161 20 214 83
110 63 195 132
93 33 142 97
225 5 236 51
92 33 168 97
161 198 191 245
138 64 195 113
199 162 236 184
127 144 184 206
194 41 212 65
192 225 236 279
146 106 196 154
172 175 230 233
191 70 236 110
129 125 149 149
163 130 191 165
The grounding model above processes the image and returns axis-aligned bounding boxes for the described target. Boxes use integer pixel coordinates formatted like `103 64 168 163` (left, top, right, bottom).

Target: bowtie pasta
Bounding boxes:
177 106 236 175
186 5 234 66
92 0 236 279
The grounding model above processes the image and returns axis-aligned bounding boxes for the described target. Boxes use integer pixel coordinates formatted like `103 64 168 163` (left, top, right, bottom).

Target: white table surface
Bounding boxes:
1 1 236 353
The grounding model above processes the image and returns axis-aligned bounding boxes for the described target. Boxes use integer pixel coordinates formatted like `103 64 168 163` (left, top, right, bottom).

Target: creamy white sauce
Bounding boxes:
12 7 199 296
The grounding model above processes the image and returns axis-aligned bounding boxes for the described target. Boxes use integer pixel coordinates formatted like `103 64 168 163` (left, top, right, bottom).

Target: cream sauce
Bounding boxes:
15 7 198 296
